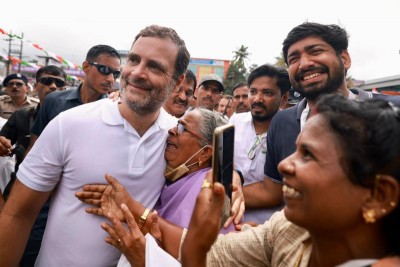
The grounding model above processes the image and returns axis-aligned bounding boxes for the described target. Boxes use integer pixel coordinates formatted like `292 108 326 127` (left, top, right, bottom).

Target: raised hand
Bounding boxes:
181 171 226 267
224 171 245 228
0 136 13 157
102 204 146 267
75 173 131 221
101 205 163 267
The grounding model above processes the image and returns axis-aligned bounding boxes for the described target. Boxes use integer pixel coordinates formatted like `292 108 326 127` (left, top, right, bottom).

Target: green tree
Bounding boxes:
273 52 287 69
223 45 250 95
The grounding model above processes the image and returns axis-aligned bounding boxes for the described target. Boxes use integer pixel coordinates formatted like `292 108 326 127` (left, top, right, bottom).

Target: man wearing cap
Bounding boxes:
194 73 224 110
0 73 39 119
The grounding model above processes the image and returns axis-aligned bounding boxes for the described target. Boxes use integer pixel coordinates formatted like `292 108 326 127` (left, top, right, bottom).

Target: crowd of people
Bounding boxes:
0 21 399 267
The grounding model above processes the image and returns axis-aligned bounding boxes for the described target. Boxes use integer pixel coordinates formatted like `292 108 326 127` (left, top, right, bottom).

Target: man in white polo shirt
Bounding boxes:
0 25 189 267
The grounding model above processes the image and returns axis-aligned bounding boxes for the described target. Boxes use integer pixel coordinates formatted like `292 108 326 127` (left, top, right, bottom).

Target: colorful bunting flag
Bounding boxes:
0 27 81 69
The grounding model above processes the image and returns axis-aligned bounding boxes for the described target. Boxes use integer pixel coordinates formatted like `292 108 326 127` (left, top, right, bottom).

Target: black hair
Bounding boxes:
133 25 190 81
316 94 400 254
282 22 349 64
247 64 291 94
185 69 197 90
232 82 247 94
35 65 67 81
86 44 121 62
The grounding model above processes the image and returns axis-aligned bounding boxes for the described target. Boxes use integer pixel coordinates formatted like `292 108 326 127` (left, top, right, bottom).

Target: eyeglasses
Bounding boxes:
248 133 267 160
38 77 66 88
175 122 210 144
88 62 121 79
6 81 25 88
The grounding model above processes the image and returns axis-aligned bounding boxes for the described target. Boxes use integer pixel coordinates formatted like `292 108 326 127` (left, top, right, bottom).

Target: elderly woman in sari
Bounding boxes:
178 95 400 267
76 108 244 266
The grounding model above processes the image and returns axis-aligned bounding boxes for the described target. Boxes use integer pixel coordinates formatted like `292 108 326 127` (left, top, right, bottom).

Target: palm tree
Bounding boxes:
233 45 250 73
223 45 251 94
274 52 287 69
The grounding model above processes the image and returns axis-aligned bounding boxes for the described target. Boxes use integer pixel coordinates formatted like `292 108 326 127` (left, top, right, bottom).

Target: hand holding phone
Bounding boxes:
212 124 235 199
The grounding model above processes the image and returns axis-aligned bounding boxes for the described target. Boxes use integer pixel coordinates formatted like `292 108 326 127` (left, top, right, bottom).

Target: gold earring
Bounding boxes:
363 209 377 224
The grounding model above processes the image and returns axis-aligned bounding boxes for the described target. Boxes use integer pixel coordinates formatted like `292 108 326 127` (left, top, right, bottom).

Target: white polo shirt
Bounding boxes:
18 99 177 267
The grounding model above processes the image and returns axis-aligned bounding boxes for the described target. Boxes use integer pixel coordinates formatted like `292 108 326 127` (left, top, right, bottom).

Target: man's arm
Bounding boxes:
243 177 283 209
0 191 4 212
0 179 51 266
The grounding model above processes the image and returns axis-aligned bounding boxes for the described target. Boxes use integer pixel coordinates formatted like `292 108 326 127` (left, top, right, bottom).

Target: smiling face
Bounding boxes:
286 36 350 101
163 78 195 117
120 36 182 116
278 114 370 232
164 110 207 170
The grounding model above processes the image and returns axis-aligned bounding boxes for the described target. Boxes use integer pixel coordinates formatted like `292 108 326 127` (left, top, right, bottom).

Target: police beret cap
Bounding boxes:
3 73 29 87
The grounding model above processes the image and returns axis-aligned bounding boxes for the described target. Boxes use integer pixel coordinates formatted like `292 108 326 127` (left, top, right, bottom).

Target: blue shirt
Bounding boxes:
264 88 400 183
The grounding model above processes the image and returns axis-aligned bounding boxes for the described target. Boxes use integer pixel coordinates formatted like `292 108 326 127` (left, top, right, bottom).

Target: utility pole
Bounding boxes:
18 33 24 72
6 32 12 76
5 31 24 76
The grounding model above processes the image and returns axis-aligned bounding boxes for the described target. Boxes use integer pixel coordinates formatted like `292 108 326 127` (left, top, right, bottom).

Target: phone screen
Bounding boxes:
212 124 234 199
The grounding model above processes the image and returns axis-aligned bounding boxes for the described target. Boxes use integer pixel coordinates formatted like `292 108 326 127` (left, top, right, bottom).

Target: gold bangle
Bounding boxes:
137 208 150 229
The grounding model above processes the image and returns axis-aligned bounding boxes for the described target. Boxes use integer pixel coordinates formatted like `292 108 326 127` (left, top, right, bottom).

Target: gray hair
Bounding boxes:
197 108 228 147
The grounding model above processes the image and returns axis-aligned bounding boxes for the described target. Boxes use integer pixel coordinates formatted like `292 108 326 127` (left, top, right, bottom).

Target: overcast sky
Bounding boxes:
1 0 399 81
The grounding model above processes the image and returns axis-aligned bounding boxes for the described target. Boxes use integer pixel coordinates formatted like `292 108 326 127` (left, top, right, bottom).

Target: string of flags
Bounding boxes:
0 28 82 71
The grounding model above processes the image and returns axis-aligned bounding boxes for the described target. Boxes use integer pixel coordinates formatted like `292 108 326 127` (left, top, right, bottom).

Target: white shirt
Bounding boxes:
229 112 282 223
0 117 15 192
18 99 177 267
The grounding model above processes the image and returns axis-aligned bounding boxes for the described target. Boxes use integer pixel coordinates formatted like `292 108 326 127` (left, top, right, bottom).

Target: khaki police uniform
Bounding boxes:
0 95 40 119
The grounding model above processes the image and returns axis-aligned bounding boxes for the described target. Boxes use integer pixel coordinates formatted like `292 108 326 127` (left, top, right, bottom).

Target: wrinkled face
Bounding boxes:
120 36 179 116
164 110 204 168
163 78 195 117
286 36 350 100
195 81 222 110
35 74 66 103
84 54 121 96
5 79 28 100
233 86 250 113
278 115 370 232
248 76 282 122
217 98 234 118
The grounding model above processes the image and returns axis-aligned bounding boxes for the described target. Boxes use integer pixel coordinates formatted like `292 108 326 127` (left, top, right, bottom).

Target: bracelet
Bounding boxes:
137 208 151 229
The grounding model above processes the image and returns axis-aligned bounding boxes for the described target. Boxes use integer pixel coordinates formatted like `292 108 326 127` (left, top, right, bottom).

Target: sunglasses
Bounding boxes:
7 81 25 88
38 77 66 88
89 62 121 79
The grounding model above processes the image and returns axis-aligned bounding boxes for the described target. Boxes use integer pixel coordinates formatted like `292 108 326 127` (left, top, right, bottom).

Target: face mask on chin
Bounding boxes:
164 145 208 182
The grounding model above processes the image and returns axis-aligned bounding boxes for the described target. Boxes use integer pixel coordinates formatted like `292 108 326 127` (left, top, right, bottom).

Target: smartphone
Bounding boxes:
212 124 235 200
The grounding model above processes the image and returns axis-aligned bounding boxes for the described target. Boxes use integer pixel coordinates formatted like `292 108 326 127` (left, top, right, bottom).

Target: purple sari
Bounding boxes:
154 167 236 233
